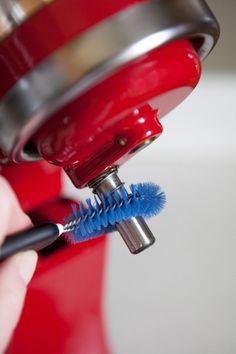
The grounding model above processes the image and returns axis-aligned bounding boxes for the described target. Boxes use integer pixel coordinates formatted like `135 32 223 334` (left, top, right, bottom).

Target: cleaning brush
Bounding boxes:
0 182 165 261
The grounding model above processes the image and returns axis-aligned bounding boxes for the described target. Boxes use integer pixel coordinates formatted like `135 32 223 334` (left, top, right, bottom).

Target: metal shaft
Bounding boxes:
89 167 155 254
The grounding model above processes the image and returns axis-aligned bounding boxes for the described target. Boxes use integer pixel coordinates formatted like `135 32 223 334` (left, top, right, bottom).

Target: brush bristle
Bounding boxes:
66 182 166 243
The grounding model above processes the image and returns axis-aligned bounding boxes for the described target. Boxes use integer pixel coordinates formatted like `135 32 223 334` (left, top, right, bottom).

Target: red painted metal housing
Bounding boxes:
0 0 202 352
34 39 201 187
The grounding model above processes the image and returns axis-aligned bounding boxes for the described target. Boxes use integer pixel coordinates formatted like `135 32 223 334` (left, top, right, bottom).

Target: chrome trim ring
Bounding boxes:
0 0 220 162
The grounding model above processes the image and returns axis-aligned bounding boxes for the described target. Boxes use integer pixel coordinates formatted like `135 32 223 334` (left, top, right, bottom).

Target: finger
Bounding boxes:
0 176 32 245
0 250 38 354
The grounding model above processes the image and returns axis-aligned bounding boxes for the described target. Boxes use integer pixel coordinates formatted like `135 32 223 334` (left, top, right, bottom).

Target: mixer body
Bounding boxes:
0 0 219 352
1 162 109 354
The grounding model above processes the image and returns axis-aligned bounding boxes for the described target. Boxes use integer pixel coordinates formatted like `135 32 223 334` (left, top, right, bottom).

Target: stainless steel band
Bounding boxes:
0 0 219 162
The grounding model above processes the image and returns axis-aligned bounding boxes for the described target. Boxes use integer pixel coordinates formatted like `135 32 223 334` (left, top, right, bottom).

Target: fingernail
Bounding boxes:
18 251 38 285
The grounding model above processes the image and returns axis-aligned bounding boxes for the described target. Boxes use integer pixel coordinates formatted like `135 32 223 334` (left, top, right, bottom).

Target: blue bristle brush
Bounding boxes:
0 182 165 261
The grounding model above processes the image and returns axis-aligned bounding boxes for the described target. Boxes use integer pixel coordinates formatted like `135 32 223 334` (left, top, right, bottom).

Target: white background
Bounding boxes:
65 1 236 353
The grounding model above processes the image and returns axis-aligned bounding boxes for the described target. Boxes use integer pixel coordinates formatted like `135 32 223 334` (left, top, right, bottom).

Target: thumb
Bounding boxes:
0 250 38 354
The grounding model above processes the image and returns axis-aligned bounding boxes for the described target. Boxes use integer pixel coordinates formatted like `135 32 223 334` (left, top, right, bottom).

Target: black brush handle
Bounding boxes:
0 223 61 262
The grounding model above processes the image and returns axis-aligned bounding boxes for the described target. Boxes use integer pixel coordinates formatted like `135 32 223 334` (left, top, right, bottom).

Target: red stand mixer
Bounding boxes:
0 1 219 353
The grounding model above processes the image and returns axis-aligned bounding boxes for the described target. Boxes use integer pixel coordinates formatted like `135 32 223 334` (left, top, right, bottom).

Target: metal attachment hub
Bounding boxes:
89 167 156 254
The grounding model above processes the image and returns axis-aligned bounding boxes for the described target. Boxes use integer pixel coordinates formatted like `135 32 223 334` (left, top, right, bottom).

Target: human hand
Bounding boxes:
0 176 38 354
